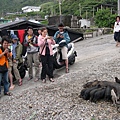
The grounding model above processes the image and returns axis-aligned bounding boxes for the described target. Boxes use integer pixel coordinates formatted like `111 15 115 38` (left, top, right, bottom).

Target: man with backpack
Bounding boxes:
23 26 40 82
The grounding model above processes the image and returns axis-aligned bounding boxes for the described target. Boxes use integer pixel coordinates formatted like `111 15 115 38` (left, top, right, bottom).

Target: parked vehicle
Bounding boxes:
52 40 77 70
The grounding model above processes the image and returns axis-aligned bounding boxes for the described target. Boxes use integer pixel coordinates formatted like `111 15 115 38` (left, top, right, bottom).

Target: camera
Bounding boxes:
45 41 48 47
8 48 11 52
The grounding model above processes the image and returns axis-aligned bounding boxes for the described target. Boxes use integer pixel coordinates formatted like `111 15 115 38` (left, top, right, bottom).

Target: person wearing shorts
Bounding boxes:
54 23 70 73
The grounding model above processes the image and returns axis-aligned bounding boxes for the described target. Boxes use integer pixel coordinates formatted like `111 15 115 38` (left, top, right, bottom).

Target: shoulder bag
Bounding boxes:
39 44 46 62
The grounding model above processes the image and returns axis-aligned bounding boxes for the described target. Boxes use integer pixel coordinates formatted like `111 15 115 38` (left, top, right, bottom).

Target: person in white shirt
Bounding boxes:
113 16 120 47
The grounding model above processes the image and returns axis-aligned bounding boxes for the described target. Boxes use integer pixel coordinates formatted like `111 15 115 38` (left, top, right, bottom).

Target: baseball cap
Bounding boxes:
11 34 18 40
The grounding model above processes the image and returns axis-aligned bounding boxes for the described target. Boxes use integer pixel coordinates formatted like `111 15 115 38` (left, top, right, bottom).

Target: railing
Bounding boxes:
70 28 113 39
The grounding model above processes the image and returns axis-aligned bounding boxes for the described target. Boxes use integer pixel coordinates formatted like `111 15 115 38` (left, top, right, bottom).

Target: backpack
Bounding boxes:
21 44 27 56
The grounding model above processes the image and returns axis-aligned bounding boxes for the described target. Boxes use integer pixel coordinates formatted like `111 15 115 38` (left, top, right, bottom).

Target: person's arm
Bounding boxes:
38 36 46 47
0 49 8 58
50 37 56 45
64 32 70 43
8 52 12 59
113 22 116 33
14 44 22 61
23 36 29 46
53 31 59 42
31 36 38 47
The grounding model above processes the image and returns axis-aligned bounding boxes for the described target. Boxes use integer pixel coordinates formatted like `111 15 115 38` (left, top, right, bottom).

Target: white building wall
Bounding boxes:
22 6 40 13
118 0 120 15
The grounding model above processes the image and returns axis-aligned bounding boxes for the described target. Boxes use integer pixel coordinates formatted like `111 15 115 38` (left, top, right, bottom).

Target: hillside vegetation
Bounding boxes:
0 0 117 18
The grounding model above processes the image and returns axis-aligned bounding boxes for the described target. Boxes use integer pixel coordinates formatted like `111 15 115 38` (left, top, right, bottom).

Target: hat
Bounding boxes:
11 34 18 40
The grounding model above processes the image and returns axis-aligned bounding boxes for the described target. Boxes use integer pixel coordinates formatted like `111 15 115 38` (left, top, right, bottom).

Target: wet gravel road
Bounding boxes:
1 34 120 120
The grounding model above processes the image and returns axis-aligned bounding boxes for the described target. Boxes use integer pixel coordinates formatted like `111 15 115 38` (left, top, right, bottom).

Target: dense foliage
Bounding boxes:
95 9 117 28
0 0 117 16
0 0 118 27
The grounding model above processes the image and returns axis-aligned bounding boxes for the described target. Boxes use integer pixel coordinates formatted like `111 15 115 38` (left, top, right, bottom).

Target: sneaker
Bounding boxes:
49 78 54 82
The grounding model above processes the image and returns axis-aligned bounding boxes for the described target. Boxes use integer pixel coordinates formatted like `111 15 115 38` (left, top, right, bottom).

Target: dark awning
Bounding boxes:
0 20 83 42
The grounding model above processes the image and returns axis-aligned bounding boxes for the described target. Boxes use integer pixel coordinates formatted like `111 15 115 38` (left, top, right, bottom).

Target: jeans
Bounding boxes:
0 72 9 94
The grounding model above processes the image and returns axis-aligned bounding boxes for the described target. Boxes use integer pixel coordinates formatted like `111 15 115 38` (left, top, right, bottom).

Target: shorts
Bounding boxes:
8 60 12 73
114 32 120 42
8 66 12 73
61 46 68 60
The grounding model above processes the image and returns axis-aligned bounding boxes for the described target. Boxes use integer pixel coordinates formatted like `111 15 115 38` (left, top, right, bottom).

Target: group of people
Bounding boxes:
0 23 70 96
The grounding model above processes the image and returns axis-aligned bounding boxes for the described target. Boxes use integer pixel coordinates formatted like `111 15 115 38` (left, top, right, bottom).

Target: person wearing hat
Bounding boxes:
11 34 23 86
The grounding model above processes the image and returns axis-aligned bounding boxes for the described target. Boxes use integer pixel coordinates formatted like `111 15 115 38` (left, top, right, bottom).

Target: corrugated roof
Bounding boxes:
0 20 44 30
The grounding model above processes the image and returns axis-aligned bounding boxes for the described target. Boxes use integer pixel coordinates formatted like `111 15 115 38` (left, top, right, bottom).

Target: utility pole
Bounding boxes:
86 10 87 19
59 0 62 23
111 7 112 14
118 0 120 15
101 4 103 10
97 7 98 12
93 7 94 18
79 3 81 17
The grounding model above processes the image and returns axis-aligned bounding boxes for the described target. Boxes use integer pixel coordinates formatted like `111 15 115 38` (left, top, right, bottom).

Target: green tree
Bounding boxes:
95 8 117 28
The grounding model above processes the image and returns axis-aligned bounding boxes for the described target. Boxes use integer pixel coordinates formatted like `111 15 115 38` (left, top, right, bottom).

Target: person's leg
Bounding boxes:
115 32 119 46
117 32 120 46
8 69 15 90
3 72 10 94
65 59 69 72
61 46 69 73
27 53 33 79
47 55 54 81
33 52 40 81
13 62 22 86
41 55 47 82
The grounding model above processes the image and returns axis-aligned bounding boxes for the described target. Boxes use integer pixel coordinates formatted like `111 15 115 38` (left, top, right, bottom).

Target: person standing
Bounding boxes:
0 37 12 96
38 28 42 38
11 34 23 86
113 16 120 47
37 28 42 64
53 23 70 73
38 27 55 83
24 26 40 81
